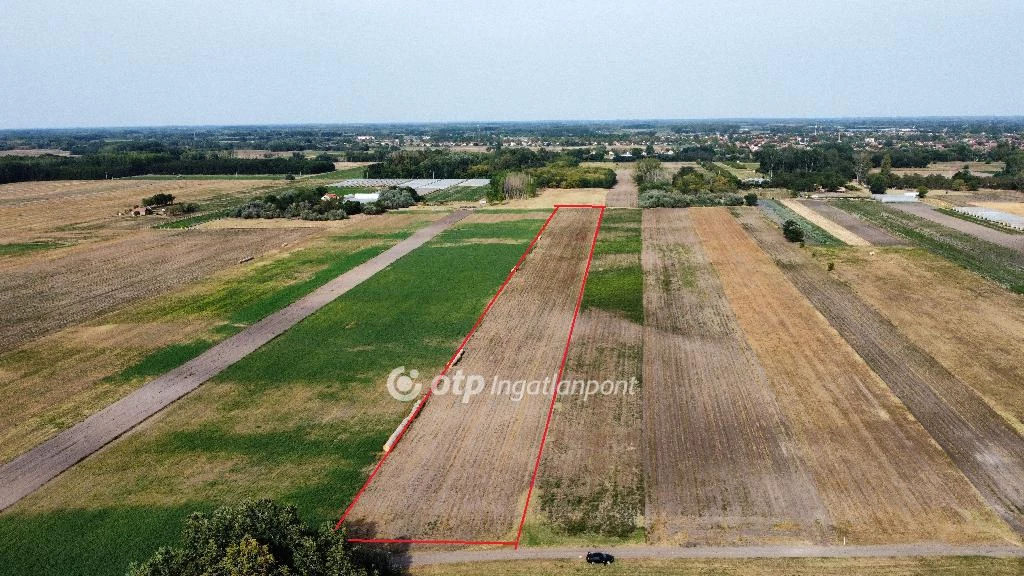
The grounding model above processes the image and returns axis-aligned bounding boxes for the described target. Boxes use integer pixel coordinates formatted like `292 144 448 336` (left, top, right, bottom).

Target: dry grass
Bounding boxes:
829 248 1024 435
344 209 602 542
973 202 1024 218
0 179 268 243
502 188 607 209
641 209 828 545
691 207 1015 545
781 199 869 246
875 161 1005 178
605 169 638 208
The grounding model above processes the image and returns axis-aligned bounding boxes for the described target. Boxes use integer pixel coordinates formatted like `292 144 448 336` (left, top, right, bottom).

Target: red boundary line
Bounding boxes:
334 207 558 531
335 205 606 547
514 205 605 548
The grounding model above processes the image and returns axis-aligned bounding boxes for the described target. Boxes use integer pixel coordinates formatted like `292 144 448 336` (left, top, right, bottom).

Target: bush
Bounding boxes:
744 192 759 206
127 499 397 576
167 202 199 216
917 186 929 198
867 173 888 195
362 202 386 215
782 219 805 242
377 187 416 209
638 189 689 208
142 193 175 206
342 200 363 215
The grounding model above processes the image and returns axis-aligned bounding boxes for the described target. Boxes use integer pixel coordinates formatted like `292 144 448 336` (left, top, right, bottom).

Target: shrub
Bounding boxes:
142 193 175 207
127 499 397 576
362 202 386 215
867 173 888 195
782 219 805 242
744 192 759 206
638 189 689 208
342 200 363 215
377 188 416 209
917 186 929 198
167 202 199 216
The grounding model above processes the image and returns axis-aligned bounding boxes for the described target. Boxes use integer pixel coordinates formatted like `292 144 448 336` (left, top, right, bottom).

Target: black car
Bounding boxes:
586 552 615 565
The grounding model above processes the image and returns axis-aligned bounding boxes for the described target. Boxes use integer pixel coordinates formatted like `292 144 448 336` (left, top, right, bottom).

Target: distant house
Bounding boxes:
128 205 152 216
321 192 339 201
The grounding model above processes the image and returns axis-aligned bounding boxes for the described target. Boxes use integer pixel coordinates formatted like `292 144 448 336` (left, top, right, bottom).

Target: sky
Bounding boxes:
1 0 1023 129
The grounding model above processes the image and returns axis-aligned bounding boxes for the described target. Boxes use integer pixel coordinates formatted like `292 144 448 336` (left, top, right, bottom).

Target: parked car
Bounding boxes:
586 551 615 565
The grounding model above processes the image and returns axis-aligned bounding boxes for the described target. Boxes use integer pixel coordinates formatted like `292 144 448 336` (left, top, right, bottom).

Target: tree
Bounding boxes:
632 158 664 189
142 192 175 206
377 188 416 209
128 499 396 576
867 173 888 195
855 152 872 184
782 219 805 243
916 186 929 198
743 192 759 206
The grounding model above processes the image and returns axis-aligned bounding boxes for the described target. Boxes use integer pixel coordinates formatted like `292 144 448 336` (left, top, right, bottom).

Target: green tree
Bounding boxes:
743 192 759 206
128 500 395 576
867 173 888 195
782 219 805 243
632 157 665 189
855 152 872 184
916 186 929 198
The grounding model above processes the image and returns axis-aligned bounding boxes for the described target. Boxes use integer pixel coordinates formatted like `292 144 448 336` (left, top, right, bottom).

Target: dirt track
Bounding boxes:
405 543 1024 567
736 208 1024 537
605 169 638 208
343 208 602 542
0 209 472 511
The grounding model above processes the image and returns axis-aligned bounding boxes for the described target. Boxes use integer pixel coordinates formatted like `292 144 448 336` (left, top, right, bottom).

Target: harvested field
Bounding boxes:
734 207 1024 538
532 208 644 543
781 199 869 246
641 208 828 545
892 202 1024 252
798 200 903 246
825 248 1024 435
343 208 603 542
875 161 1005 178
605 169 638 208
0 227 318 351
197 211 441 231
690 207 1015 544
0 179 267 243
505 188 607 209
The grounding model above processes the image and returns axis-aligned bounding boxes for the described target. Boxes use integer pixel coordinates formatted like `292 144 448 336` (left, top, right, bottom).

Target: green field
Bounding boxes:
759 199 845 247
426 184 490 203
0 240 66 257
836 200 1024 293
581 208 643 324
0 216 547 576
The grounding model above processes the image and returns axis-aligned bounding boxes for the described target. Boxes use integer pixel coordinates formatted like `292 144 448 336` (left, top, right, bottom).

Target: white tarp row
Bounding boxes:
878 193 920 203
955 206 1024 230
330 179 411 187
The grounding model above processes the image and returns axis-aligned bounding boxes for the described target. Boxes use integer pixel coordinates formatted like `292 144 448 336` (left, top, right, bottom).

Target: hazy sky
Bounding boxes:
2 0 1022 128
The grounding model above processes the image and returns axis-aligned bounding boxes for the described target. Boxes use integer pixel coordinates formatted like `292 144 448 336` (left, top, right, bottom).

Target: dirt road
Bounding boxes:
0 209 472 511
605 169 638 207
405 543 1024 566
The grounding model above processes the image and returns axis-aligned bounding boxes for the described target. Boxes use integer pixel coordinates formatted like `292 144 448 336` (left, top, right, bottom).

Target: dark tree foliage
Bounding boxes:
127 499 398 576
755 143 856 192
0 152 334 184
782 219 805 243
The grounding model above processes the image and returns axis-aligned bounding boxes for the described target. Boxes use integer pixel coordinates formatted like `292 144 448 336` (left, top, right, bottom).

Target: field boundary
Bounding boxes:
338 204 606 548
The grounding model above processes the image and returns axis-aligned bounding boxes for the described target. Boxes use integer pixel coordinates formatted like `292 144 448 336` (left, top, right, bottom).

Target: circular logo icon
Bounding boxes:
386 366 422 402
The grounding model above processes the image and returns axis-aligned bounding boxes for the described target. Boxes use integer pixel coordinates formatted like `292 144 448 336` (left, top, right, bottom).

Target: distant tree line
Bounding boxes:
231 185 417 221
755 143 857 192
0 151 334 184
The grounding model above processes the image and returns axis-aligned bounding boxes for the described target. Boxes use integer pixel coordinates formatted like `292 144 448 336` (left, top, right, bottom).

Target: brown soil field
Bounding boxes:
781 199 869 246
690 207 1015 544
0 179 268 243
891 203 1024 252
343 208 602 542
605 169 638 208
734 207 1024 538
0 227 318 351
825 248 1024 435
641 209 829 545
799 200 904 246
